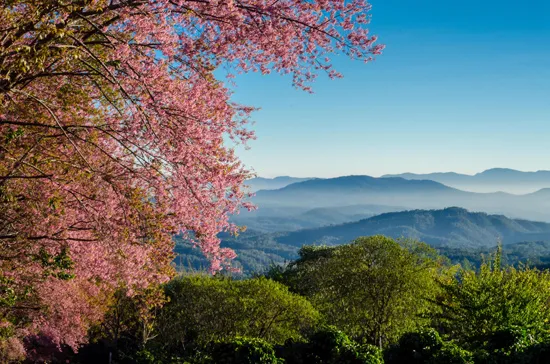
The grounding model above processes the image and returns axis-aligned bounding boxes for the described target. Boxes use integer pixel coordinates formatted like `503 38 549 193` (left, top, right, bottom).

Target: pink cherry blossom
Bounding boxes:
0 0 383 354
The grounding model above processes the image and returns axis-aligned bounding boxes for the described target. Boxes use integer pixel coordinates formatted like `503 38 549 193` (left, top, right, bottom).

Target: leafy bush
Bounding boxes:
279 326 383 364
470 325 550 364
205 337 282 364
434 248 550 354
384 329 473 364
429 341 473 364
384 329 443 363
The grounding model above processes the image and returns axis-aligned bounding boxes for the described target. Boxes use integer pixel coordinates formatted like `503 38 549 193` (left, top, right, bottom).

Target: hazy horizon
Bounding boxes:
252 167 550 180
246 168 550 195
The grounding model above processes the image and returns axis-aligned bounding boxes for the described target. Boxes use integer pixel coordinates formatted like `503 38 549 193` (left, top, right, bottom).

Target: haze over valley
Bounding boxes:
242 169 550 225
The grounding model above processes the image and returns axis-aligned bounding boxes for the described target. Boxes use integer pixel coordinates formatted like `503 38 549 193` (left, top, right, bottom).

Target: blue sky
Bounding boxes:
228 0 550 178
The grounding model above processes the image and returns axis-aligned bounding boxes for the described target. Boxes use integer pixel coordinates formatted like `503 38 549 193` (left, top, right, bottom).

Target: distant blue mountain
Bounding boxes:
253 175 474 209
248 175 550 222
383 168 550 194
276 175 453 192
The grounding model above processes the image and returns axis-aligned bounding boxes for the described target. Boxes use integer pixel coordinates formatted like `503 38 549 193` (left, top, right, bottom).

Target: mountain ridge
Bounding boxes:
271 207 550 249
383 168 550 194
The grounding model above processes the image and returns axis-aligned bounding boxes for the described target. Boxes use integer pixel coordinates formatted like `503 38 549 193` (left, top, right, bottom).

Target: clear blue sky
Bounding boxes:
227 0 550 178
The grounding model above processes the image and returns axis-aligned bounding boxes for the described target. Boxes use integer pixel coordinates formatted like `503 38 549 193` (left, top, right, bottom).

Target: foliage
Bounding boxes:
154 274 319 354
0 275 18 312
0 336 26 363
470 326 550 364
68 237 550 363
384 329 444 364
274 236 446 346
434 248 550 354
429 341 473 364
278 326 382 364
81 285 168 363
384 329 473 364
205 337 282 364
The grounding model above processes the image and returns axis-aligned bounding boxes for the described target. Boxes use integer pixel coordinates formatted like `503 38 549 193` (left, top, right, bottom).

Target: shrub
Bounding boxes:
429 341 473 364
206 337 282 364
157 275 319 353
279 326 383 364
384 329 443 364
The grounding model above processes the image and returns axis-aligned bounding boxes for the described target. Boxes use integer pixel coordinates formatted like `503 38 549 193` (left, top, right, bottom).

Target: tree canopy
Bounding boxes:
271 236 447 347
434 247 550 359
157 275 319 349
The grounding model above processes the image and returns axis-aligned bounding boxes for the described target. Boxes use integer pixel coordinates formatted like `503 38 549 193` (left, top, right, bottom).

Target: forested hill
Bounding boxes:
175 207 550 273
273 207 550 248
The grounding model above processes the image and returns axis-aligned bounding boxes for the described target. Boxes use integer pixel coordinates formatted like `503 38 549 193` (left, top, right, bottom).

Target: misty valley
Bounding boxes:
176 170 550 274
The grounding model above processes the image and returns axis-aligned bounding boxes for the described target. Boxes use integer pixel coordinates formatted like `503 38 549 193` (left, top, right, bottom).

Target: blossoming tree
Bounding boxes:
0 0 383 356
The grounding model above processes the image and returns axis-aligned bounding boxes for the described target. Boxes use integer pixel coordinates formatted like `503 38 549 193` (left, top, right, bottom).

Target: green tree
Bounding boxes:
155 275 319 354
434 247 550 359
275 236 446 347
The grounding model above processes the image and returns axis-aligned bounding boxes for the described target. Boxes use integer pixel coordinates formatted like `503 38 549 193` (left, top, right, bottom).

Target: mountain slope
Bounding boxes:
231 204 406 232
253 175 468 207
274 207 550 249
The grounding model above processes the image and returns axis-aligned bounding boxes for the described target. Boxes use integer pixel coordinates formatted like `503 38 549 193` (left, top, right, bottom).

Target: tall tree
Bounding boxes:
276 236 444 347
0 0 383 354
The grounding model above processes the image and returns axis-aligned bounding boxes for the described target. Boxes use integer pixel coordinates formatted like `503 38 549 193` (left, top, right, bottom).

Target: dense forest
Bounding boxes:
23 235 550 363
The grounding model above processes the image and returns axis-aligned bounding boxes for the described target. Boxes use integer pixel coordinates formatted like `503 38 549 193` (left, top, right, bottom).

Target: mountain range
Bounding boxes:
248 175 550 222
246 168 550 195
272 207 550 249
383 168 550 194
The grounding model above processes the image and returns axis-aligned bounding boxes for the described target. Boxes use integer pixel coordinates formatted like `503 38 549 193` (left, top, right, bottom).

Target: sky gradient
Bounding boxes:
228 0 550 178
